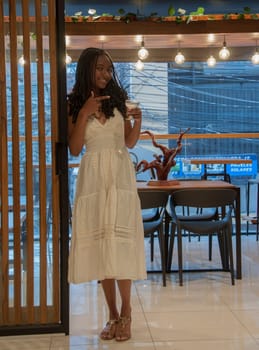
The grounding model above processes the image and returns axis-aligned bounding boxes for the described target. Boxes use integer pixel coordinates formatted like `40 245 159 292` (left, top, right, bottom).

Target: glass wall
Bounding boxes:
66 59 259 214
67 60 259 163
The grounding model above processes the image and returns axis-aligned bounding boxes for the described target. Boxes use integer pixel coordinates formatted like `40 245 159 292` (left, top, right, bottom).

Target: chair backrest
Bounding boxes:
171 188 236 209
138 190 169 210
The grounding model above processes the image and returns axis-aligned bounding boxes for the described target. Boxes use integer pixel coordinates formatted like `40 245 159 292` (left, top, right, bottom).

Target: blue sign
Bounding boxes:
169 154 257 179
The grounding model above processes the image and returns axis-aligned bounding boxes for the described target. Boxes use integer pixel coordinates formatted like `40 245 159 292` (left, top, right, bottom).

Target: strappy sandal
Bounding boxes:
115 316 131 342
100 319 118 340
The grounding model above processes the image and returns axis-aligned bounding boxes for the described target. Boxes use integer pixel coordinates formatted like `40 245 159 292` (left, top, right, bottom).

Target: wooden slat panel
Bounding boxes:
21 0 34 323
48 0 60 322
1 0 63 332
35 0 47 323
0 0 9 326
9 0 22 323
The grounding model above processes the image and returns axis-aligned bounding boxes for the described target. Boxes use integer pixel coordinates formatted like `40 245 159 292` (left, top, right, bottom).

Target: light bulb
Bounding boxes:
219 39 230 60
18 55 25 66
138 40 149 60
251 50 259 64
175 51 185 65
65 53 72 64
207 55 216 67
135 59 144 71
138 47 149 60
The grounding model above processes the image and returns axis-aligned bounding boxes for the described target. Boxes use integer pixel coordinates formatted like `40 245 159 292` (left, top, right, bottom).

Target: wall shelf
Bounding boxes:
65 19 259 36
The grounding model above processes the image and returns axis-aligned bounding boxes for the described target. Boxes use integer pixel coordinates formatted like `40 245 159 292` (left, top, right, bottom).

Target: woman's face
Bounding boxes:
94 54 113 92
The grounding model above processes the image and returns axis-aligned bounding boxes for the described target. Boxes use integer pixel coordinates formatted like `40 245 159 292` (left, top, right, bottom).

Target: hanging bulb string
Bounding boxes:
251 39 259 64
138 37 149 60
175 41 185 64
219 35 230 60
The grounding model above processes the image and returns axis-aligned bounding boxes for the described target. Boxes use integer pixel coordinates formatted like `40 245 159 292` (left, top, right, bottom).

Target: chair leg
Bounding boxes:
177 227 183 286
167 223 176 271
150 233 154 262
217 232 228 269
158 228 166 287
208 235 212 260
226 226 235 285
164 213 170 267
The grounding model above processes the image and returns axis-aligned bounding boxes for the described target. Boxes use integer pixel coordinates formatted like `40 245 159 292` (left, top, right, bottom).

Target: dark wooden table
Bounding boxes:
137 180 242 279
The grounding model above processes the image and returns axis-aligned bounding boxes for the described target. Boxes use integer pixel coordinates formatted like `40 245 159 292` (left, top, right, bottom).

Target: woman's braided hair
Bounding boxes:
67 47 128 123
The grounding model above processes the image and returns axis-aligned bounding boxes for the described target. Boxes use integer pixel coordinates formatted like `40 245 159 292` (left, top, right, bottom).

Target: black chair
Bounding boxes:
142 207 160 262
246 178 259 240
168 188 236 286
170 204 218 259
138 190 169 286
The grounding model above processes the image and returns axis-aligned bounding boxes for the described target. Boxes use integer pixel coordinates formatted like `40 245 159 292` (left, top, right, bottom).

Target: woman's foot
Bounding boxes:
115 316 131 341
100 319 118 340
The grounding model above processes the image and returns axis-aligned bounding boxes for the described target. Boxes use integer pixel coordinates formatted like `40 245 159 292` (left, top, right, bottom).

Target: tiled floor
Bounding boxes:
1 234 259 349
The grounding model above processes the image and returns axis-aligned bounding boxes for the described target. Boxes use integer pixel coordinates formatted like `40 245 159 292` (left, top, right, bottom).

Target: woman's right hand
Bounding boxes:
79 91 110 120
68 92 110 156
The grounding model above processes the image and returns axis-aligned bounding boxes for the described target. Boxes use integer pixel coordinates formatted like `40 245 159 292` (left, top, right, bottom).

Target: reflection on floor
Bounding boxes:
1 234 259 349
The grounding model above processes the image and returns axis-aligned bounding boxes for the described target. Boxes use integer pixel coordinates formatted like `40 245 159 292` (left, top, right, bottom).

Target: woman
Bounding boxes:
67 47 147 341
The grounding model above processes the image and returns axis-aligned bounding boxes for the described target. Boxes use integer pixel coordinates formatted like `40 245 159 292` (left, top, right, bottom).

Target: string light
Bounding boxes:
175 51 185 64
135 59 144 71
251 40 259 65
65 53 72 64
174 41 185 65
18 55 25 66
138 39 149 60
207 55 216 67
219 36 230 60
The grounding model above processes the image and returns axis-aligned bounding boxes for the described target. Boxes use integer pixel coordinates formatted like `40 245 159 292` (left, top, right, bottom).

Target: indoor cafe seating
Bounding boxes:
138 190 169 287
167 188 237 286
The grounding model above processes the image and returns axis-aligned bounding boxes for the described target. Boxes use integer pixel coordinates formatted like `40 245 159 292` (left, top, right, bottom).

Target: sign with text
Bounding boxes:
170 154 257 179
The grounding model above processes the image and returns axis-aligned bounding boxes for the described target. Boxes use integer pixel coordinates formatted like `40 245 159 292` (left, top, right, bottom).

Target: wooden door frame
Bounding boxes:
0 0 69 336
55 0 70 337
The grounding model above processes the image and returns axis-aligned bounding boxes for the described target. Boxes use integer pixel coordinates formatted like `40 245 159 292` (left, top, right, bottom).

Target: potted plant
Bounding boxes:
186 7 206 23
147 12 161 22
95 13 114 21
117 8 138 23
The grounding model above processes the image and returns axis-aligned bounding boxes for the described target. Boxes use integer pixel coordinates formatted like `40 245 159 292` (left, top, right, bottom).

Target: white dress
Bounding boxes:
68 109 147 283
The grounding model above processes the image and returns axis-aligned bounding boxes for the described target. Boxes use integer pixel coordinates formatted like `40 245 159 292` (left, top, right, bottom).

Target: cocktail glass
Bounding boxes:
125 99 139 120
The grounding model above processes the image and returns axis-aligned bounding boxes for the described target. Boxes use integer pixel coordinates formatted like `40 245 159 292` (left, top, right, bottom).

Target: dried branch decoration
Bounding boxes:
137 128 190 180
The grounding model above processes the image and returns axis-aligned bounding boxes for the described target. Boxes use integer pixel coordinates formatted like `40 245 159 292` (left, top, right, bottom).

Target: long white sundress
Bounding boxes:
68 108 147 283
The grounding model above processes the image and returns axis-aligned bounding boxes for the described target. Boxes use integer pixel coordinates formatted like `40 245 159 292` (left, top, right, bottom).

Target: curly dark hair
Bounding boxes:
67 47 128 123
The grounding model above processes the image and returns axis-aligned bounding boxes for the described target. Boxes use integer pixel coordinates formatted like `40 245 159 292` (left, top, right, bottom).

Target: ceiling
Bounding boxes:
67 32 259 50
65 32 259 62
64 0 259 62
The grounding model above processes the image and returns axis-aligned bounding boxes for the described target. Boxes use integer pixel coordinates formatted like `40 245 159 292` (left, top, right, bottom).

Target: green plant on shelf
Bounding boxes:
64 6 259 23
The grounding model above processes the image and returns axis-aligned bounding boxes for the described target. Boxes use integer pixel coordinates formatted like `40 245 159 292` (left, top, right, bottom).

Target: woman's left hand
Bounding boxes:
127 107 142 121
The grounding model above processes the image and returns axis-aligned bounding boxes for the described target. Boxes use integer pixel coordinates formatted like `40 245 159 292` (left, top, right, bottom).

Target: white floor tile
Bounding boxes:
66 235 259 349
0 334 52 349
154 339 259 350
2 235 259 350
145 309 252 341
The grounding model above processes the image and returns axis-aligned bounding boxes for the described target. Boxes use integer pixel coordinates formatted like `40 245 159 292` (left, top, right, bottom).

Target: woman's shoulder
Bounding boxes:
113 107 124 119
